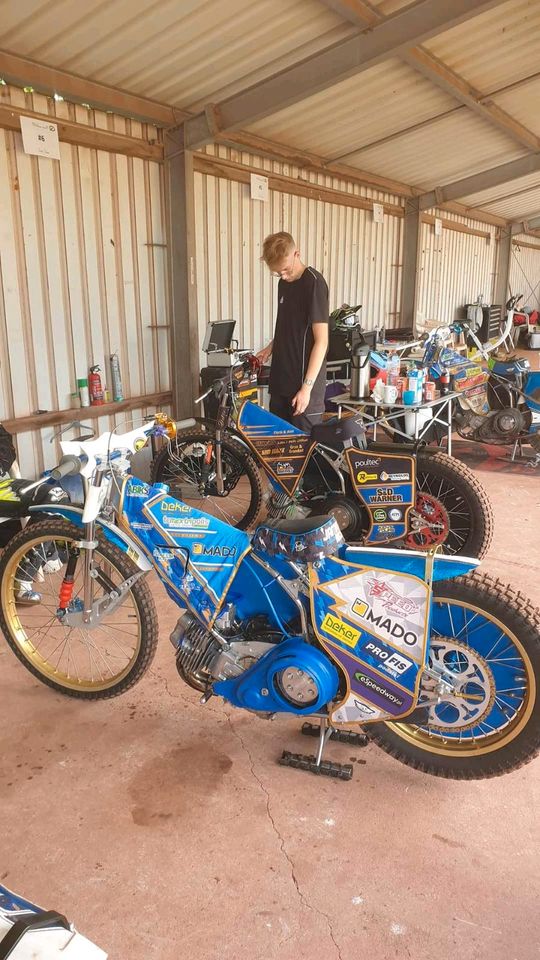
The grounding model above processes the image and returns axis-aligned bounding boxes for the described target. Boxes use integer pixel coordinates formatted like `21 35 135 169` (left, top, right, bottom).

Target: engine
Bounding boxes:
171 608 281 692
171 607 340 714
457 407 527 443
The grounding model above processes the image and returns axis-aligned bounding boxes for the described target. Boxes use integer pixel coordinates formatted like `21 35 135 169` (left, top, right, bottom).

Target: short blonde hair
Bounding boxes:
262 231 296 268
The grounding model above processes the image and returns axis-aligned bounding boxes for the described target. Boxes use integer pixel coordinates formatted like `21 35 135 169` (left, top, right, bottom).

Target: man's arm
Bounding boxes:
291 323 328 415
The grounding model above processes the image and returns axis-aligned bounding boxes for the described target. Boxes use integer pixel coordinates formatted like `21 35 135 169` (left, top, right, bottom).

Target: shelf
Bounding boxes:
3 391 173 435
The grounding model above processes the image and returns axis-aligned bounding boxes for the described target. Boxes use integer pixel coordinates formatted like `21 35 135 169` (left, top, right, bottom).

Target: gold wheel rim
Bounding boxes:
387 600 536 758
2 533 142 692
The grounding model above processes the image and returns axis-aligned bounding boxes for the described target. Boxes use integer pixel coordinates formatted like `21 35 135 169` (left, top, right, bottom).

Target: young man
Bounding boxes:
258 232 329 431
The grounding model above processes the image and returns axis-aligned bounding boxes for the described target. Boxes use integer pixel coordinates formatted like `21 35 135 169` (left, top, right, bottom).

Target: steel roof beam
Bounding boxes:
419 154 540 210
320 1 540 154
184 0 508 149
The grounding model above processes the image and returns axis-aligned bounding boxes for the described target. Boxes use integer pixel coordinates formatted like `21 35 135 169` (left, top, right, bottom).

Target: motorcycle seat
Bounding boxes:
491 358 530 377
310 415 365 451
252 515 344 562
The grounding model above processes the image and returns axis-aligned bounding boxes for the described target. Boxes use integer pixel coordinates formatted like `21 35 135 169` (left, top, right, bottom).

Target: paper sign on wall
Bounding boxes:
434 217 443 236
373 202 384 223
250 173 269 202
20 116 60 160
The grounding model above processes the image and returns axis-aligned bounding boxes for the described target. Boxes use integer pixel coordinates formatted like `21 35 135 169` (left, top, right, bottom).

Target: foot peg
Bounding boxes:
280 750 353 781
301 721 368 748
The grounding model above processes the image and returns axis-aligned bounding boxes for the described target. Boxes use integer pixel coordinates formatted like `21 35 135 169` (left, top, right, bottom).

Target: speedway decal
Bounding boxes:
309 557 431 725
345 449 415 544
237 400 316 495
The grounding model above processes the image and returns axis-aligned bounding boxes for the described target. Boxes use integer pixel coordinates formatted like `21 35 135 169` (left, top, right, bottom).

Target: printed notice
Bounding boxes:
20 116 60 160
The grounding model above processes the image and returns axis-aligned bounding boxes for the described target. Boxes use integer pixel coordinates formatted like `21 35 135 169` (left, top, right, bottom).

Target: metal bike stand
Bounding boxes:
279 717 366 780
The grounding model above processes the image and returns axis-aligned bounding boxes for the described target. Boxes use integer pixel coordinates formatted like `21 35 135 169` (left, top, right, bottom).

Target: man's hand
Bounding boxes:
256 344 272 365
292 383 312 416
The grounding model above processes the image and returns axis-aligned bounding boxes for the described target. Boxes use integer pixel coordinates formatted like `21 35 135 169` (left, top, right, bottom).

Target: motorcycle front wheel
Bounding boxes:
368 572 540 779
0 519 158 698
151 431 263 529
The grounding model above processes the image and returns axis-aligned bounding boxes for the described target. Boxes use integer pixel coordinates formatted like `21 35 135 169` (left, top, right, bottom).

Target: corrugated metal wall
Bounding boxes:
509 236 540 309
417 209 498 325
194 144 403 356
194 145 501 358
0 83 171 476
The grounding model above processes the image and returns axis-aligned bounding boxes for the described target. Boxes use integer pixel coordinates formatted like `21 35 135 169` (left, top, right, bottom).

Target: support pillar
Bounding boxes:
400 197 422 329
164 125 199 418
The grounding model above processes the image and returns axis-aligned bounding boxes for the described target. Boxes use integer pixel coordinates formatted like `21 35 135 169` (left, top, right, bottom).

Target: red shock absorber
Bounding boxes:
58 576 75 610
205 442 214 465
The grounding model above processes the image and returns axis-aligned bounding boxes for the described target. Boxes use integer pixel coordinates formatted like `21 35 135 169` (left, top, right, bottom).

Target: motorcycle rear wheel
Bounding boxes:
151 430 263 529
368 572 540 779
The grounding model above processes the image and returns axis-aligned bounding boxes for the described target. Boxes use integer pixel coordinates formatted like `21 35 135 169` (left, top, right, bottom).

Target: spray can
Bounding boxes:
77 377 90 407
109 353 124 402
89 365 104 405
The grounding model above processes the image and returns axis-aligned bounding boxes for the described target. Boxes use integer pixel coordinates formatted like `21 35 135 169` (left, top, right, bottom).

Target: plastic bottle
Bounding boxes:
387 354 400 387
89 365 104 405
77 377 90 407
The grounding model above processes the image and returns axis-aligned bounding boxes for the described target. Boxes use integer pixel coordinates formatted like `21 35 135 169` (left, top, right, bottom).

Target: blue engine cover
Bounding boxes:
214 637 340 714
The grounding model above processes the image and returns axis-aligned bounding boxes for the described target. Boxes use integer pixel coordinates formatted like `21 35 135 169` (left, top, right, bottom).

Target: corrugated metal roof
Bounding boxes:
424 0 540 93
1 0 354 110
343 111 527 190
475 188 540 221
247 59 458 160
460 170 540 211
491 76 540 137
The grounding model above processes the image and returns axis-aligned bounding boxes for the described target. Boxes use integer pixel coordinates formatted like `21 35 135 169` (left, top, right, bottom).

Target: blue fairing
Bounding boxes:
525 371 540 413
214 637 339 714
341 543 478 581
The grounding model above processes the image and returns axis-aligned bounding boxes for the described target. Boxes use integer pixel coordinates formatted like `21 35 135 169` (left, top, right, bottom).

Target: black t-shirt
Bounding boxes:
269 267 329 398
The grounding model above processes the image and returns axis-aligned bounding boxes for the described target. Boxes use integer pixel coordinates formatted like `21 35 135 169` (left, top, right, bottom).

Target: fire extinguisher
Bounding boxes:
89 364 104 405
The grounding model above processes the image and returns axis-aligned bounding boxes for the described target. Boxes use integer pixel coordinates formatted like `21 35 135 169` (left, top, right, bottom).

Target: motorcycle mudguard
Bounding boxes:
310 555 432 725
236 400 315 496
341 544 478 580
345 448 414 543
27 502 152 572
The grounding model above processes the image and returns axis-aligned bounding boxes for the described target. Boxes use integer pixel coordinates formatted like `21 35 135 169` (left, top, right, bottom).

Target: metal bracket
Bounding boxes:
59 571 144 627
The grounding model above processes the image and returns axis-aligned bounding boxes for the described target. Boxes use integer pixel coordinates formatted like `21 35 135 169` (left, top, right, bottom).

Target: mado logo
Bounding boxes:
193 542 237 559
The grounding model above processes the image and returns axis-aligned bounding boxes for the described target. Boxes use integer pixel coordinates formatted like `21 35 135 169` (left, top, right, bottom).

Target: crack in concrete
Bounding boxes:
226 715 343 960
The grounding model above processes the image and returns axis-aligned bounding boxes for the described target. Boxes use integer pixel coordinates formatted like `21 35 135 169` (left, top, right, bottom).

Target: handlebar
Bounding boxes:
51 454 84 480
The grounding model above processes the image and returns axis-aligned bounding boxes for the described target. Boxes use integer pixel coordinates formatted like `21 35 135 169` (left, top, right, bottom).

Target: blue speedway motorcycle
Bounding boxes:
1 414 539 781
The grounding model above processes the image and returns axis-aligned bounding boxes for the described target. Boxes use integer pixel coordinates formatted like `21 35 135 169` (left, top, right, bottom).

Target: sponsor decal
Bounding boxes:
193 543 237 558
162 515 210 529
354 671 405 708
131 521 152 531
380 471 410 483
322 613 360 648
127 546 140 564
356 471 378 484
128 483 149 498
153 548 174 561
353 597 419 647
352 698 378 718
373 508 387 522
367 487 404 504
375 524 396 535
276 461 295 475
364 641 413 676
352 456 381 468
368 578 419 616
162 501 192 513
388 508 402 522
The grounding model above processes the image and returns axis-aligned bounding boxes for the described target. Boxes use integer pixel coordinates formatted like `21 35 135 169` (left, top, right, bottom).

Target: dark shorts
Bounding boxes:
269 392 325 434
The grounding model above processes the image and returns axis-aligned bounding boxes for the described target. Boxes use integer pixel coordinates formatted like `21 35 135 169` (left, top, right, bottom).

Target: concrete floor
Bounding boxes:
1 418 540 959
